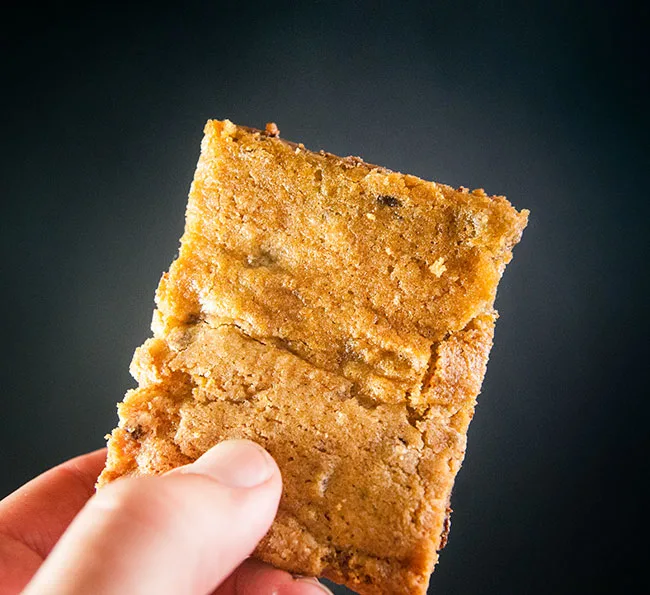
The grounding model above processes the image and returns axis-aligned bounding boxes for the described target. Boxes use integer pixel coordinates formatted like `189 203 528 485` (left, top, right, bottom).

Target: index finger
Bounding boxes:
0 449 106 591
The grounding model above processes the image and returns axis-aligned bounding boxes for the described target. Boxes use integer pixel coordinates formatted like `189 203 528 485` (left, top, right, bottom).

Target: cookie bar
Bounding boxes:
98 120 528 594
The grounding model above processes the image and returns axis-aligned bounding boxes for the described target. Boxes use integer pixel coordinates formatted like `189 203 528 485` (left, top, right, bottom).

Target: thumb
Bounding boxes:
24 440 282 595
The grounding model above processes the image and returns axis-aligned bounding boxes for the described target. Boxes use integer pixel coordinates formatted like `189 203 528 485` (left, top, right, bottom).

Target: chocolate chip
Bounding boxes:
438 507 453 550
377 195 401 207
127 425 144 440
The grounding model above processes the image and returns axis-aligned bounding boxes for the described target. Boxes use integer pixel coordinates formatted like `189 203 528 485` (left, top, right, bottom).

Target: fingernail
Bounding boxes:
293 578 334 595
187 439 275 488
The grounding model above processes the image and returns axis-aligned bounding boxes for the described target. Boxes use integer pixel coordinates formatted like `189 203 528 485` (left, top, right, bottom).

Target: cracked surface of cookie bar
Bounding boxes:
99 120 528 595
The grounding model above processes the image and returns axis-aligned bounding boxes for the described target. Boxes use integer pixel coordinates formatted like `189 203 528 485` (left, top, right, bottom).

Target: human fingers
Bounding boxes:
0 448 106 593
23 440 281 595
216 558 333 595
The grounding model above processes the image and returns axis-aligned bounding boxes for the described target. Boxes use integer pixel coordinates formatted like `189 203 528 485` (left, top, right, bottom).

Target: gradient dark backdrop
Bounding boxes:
2 2 647 593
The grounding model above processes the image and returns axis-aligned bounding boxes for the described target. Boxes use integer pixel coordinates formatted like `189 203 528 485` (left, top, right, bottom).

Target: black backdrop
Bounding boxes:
1 2 647 593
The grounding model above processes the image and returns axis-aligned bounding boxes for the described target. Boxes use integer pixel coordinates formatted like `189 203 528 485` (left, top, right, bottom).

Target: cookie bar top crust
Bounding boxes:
99 120 528 595
156 120 526 408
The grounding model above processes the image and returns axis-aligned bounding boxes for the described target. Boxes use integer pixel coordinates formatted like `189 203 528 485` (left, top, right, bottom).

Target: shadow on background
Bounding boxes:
1 1 647 593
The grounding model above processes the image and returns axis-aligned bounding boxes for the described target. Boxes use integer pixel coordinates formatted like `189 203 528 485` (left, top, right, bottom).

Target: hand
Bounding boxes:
0 440 332 595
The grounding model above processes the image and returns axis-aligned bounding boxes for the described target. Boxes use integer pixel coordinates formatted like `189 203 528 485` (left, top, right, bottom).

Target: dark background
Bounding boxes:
1 1 647 593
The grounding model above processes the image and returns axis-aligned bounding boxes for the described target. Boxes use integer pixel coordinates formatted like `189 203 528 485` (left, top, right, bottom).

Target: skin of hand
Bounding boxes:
0 440 332 595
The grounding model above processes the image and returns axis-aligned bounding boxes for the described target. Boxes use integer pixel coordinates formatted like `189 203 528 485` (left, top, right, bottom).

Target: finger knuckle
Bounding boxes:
94 477 183 536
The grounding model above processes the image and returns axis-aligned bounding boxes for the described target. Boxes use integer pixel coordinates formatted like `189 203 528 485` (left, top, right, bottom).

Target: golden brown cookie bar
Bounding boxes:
98 120 528 595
